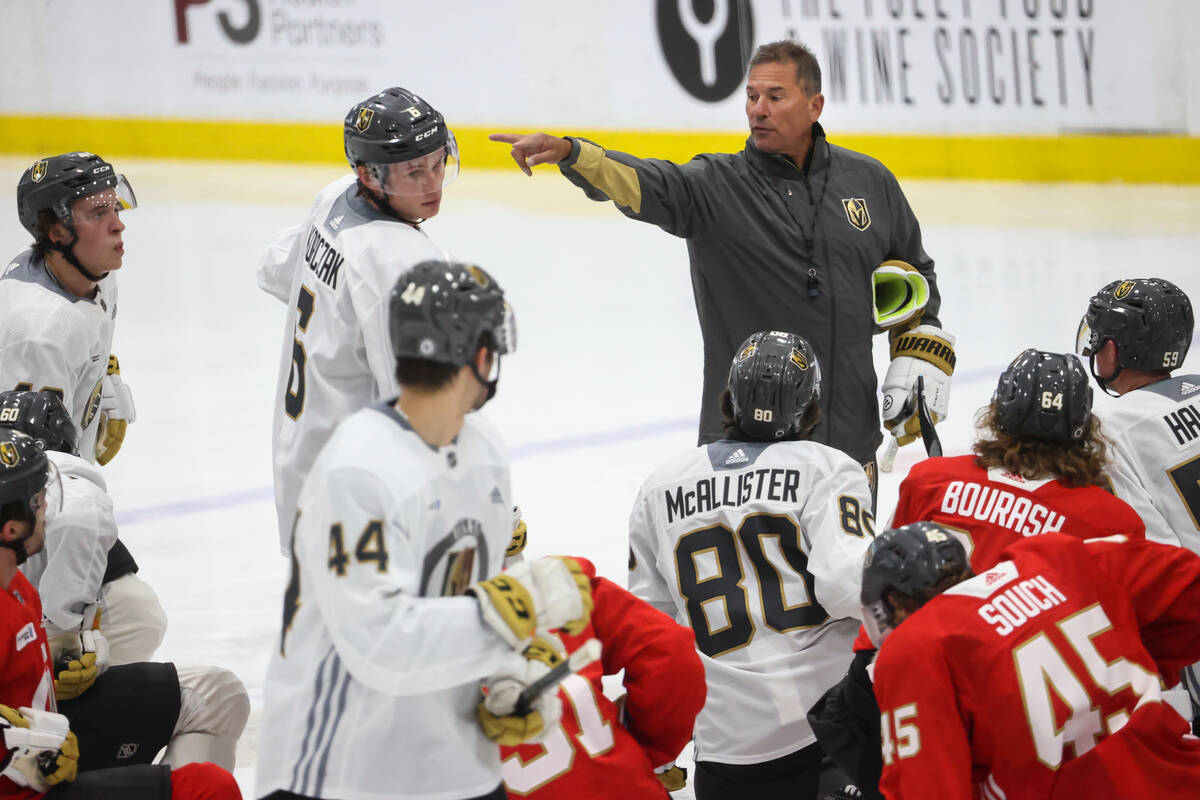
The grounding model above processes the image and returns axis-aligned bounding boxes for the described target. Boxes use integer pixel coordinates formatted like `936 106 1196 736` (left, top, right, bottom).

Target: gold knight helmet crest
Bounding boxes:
30 160 48 183
466 264 490 288
842 198 871 231
790 347 808 370
355 108 374 132
1114 280 1136 300
0 441 20 467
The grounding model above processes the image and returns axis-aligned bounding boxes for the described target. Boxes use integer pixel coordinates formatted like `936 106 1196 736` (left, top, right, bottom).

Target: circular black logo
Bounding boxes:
657 0 755 103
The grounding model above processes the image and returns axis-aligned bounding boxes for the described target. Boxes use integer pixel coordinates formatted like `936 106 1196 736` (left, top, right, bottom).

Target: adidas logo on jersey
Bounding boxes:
330 214 344 230
490 486 503 504
1182 381 1199 396
725 448 750 465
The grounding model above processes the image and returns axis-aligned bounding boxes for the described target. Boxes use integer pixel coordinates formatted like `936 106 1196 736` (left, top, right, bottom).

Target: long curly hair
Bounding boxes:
972 401 1113 490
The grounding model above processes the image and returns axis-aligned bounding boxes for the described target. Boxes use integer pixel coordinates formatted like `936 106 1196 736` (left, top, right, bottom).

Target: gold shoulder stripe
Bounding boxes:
572 140 643 215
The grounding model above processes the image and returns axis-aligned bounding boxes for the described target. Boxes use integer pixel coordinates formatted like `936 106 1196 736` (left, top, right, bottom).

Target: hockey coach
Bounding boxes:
492 39 953 495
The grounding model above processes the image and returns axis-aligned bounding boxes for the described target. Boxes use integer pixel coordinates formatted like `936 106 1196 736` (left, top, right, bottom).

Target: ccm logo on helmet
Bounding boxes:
415 126 439 142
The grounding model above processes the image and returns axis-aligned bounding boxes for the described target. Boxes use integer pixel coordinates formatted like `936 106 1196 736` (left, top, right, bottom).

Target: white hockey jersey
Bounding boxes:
0 250 116 461
256 403 524 800
21 452 116 636
1099 374 1200 552
628 438 874 765
259 175 450 554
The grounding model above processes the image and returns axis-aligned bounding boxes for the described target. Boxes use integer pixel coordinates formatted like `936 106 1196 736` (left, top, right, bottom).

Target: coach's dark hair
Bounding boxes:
748 40 822 95
719 388 821 442
972 401 1113 490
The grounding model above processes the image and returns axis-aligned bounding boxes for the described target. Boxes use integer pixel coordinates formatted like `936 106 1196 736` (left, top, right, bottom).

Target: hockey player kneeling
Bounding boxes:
0 429 241 799
256 262 597 800
497 557 706 800
866 523 1200 798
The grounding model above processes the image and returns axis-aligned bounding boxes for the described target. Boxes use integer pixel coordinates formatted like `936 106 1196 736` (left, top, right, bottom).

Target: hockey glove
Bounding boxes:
477 637 566 745
0 705 79 791
507 506 528 559
871 261 929 333
50 628 109 701
95 354 136 465
656 764 688 792
469 556 593 649
880 325 955 447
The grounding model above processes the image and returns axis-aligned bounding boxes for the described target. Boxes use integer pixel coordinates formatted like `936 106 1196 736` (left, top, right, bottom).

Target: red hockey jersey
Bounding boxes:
500 559 706 799
1 570 55 799
874 534 1200 799
855 456 1146 651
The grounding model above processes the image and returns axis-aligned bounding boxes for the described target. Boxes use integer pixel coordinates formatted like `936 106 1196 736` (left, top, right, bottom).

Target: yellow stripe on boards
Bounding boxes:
1 115 1197 183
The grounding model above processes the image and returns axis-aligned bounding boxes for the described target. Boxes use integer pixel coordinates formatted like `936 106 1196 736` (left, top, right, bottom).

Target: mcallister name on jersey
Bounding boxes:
939 481 1065 536
978 575 1067 636
664 468 802 524
304 225 343 289
1163 399 1200 446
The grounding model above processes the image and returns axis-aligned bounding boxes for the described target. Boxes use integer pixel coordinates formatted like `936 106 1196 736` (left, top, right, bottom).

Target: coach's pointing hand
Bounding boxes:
489 133 573 176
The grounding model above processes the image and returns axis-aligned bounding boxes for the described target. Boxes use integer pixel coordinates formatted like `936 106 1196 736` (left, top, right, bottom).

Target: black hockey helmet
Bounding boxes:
861 522 972 647
389 261 515 399
1076 278 1193 389
16 151 137 238
0 391 79 456
344 87 459 195
727 330 821 441
992 349 1092 445
0 430 61 566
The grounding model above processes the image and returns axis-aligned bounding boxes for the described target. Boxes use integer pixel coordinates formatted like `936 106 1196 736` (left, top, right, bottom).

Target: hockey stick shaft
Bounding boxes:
915 375 943 459
514 638 602 716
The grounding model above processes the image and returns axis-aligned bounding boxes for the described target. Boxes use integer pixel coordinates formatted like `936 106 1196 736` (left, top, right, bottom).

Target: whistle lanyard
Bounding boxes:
758 146 833 299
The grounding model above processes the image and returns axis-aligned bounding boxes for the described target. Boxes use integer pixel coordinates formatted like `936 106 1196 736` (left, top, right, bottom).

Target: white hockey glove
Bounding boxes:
881 325 955 447
477 637 566 746
0 705 79 791
95 354 136 465
50 624 110 701
468 556 593 649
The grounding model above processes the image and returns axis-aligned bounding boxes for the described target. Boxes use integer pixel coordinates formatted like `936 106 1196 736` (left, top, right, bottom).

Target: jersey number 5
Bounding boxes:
675 513 828 657
285 286 316 420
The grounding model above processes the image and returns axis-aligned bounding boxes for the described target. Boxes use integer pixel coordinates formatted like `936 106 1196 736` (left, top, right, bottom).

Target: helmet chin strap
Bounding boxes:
1089 353 1123 398
47 229 108 284
358 174 424 226
470 358 500 407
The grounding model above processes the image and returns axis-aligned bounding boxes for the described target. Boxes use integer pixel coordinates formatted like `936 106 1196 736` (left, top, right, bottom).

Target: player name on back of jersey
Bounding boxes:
977 574 1068 636
664 468 802 524
940 481 1065 536
1163 398 1200 447
304 224 343 290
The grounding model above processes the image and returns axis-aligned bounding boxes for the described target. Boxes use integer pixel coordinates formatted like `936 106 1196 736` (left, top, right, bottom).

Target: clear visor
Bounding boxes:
378 132 460 197
862 601 894 648
1075 316 1097 357
30 460 63 526
58 175 137 224
494 302 517 357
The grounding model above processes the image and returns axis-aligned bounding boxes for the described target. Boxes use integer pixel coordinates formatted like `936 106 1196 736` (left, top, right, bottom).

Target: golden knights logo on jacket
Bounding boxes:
842 198 871 231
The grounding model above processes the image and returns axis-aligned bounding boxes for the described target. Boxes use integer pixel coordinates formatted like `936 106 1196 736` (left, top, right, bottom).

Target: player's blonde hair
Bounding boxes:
972 401 1114 490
